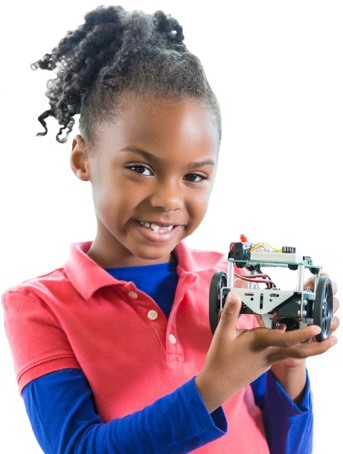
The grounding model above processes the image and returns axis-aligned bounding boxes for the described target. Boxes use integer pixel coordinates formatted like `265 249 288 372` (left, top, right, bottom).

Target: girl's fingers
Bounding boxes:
252 324 322 350
268 335 338 362
333 295 339 313
216 291 242 335
330 315 340 333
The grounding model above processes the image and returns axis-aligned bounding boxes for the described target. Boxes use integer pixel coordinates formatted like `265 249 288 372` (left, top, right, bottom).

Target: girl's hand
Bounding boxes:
270 274 339 400
272 274 339 368
196 290 337 413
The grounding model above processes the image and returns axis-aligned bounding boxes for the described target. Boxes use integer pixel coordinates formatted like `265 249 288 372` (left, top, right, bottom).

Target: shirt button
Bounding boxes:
147 310 158 321
128 291 138 299
168 334 177 344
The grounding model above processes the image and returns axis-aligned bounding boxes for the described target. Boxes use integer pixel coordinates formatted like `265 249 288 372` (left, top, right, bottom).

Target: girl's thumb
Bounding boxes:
217 290 242 332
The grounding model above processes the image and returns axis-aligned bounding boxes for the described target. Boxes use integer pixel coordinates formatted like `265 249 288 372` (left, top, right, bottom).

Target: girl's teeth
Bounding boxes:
139 221 173 232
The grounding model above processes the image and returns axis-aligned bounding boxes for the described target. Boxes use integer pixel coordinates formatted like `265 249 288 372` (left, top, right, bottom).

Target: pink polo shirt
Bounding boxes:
3 241 269 453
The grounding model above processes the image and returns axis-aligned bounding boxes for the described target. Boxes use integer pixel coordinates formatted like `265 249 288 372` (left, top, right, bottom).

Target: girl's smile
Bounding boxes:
135 220 184 243
71 94 220 268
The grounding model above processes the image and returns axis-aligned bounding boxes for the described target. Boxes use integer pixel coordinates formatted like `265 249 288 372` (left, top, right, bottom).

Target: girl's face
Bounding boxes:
71 94 220 268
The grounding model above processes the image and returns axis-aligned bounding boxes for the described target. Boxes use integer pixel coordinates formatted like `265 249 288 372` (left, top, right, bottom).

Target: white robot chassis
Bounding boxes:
209 238 333 342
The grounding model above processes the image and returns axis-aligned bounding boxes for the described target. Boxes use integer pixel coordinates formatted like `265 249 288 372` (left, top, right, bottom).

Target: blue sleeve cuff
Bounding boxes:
263 369 313 454
267 369 312 414
188 377 228 435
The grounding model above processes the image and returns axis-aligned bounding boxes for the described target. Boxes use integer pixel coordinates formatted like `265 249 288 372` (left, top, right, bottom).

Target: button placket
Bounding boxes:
124 285 176 353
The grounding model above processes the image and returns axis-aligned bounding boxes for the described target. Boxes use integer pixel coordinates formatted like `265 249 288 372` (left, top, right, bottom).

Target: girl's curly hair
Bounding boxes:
32 5 221 143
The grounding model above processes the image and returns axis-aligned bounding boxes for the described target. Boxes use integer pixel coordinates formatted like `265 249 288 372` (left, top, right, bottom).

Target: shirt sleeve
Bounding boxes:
22 369 227 454
251 370 313 454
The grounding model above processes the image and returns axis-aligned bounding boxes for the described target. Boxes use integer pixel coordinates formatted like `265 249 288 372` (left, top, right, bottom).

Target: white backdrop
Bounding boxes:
1 1 342 453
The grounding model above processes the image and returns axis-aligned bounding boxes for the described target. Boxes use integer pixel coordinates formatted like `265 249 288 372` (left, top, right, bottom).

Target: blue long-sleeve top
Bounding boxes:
22 367 313 453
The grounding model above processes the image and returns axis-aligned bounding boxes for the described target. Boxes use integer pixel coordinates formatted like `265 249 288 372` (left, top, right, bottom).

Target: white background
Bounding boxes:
1 1 342 452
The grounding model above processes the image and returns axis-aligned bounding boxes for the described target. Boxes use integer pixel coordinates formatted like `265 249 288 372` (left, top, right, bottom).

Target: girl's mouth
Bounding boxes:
138 221 175 233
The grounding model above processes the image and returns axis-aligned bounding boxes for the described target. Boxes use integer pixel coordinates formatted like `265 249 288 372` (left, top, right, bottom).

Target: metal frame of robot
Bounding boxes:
209 247 333 342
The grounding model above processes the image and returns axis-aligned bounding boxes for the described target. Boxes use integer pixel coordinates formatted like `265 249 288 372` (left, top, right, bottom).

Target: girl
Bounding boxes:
2 5 339 453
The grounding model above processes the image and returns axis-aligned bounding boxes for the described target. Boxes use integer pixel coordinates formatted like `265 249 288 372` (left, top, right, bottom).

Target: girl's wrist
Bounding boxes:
271 360 307 403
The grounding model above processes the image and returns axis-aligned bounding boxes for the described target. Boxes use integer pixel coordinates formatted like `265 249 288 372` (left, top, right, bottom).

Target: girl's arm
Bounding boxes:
22 369 226 454
251 371 313 454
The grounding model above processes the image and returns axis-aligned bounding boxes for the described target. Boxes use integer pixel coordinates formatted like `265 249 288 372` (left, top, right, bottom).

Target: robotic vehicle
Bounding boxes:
209 236 333 342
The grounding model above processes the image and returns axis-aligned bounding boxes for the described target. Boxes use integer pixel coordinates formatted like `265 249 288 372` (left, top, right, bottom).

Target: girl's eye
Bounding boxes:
127 164 153 176
184 173 207 183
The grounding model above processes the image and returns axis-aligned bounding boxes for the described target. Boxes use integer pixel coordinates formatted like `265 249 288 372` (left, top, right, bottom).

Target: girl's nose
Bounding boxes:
149 182 183 211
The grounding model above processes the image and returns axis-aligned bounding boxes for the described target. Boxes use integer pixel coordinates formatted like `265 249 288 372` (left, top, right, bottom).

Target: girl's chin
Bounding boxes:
129 245 175 265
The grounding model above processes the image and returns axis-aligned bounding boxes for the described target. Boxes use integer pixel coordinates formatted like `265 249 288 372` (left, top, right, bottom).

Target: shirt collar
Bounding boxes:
64 241 225 300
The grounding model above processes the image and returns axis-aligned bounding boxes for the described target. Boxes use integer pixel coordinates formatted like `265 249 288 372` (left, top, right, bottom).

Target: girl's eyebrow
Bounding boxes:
119 146 216 169
119 147 163 165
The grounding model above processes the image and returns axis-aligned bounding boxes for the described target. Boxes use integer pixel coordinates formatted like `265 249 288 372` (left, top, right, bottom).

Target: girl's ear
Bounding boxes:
70 135 91 181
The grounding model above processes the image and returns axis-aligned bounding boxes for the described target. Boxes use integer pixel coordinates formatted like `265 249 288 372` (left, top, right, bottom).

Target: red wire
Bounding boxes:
234 273 275 289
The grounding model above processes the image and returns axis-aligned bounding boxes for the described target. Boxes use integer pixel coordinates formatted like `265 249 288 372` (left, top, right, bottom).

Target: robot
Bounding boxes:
209 235 333 342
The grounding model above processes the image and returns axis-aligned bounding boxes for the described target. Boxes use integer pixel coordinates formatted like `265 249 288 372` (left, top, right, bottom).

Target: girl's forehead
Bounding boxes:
107 93 220 141
97 95 218 142
91 94 220 162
